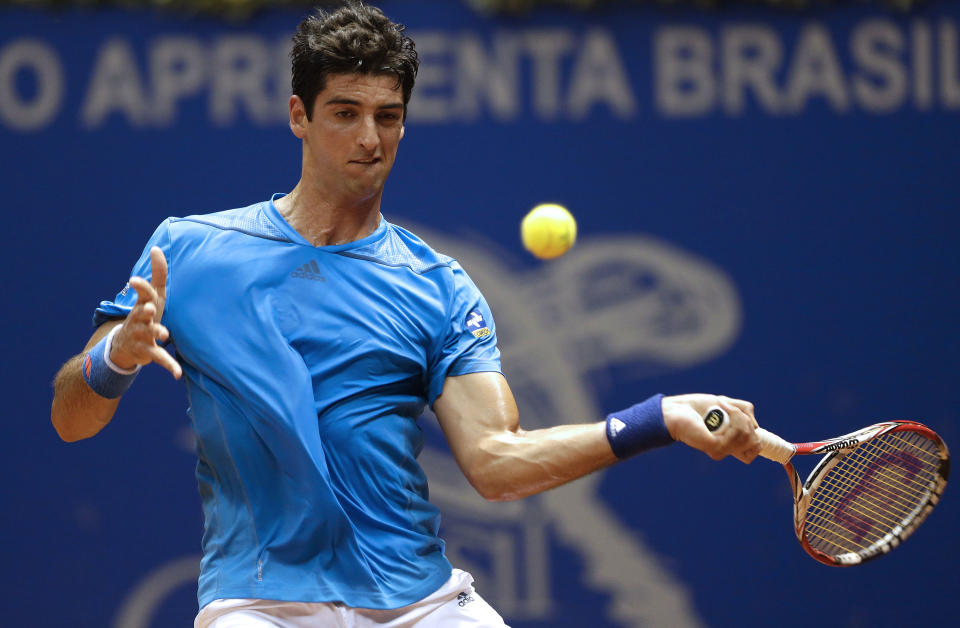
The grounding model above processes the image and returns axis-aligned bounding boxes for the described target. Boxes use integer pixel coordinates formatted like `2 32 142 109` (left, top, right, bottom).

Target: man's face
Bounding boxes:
292 72 406 202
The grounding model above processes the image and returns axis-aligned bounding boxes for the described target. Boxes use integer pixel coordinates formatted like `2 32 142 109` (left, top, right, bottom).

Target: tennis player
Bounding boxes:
51 2 762 626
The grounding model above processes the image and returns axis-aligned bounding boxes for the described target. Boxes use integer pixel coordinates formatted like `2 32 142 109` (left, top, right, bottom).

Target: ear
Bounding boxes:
289 95 309 139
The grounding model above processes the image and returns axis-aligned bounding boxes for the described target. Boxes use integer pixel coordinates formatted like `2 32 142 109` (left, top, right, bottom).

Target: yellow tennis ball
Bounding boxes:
521 203 577 260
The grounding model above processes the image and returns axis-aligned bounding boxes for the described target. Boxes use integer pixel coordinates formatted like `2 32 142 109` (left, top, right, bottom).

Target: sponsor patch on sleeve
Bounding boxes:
465 309 491 338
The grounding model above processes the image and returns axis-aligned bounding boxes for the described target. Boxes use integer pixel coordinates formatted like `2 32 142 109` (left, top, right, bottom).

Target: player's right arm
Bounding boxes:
51 247 181 442
434 372 761 502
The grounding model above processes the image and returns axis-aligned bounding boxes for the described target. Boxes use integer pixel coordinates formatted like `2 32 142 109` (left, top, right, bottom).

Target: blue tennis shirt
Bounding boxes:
94 196 502 610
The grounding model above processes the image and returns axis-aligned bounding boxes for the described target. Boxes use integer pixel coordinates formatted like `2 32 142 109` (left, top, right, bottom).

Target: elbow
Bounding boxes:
482 489 524 503
51 405 70 441
52 422 77 443
461 433 534 502
472 479 521 503
51 414 85 442
50 404 96 443
472 479 514 502
464 460 528 503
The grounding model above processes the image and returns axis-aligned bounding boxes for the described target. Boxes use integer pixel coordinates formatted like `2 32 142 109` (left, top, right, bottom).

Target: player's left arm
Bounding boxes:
434 372 762 502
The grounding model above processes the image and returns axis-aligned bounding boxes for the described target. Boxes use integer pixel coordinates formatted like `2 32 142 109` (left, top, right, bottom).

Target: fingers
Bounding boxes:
713 403 761 463
109 247 179 378
733 442 763 464
111 319 181 379
130 247 169 321
129 276 159 314
663 393 762 464
719 396 759 429
121 316 169 347
149 246 168 300
148 344 183 379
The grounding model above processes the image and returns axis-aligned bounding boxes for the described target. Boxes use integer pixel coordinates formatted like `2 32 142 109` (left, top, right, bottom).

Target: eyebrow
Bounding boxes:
323 98 404 110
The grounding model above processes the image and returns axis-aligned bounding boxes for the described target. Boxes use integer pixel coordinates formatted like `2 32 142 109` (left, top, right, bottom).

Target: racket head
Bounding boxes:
795 421 949 566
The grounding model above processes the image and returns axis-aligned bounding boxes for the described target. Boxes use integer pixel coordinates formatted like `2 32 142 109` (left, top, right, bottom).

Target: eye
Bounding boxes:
335 110 355 119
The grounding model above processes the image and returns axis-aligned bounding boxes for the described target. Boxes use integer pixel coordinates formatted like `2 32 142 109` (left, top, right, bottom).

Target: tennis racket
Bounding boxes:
703 408 949 566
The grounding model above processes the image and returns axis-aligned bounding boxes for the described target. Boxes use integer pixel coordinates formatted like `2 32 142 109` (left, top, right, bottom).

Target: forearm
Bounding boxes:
51 321 127 442
51 352 122 442
436 373 761 503
51 251 179 442
468 421 617 502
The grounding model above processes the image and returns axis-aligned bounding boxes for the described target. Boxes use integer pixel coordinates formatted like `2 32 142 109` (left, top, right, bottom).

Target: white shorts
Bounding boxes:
194 569 509 628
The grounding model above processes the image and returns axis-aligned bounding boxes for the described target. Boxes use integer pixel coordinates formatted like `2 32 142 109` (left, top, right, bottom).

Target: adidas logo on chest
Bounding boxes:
291 260 326 282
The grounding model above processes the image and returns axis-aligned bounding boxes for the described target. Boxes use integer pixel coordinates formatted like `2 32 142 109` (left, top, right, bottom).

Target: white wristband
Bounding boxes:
102 325 142 375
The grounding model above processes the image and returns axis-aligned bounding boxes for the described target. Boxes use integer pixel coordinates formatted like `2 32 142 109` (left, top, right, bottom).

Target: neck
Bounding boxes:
275 179 383 247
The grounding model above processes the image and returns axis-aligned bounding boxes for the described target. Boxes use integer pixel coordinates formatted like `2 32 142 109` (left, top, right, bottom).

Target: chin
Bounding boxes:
347 179 386 201
355 172 390 192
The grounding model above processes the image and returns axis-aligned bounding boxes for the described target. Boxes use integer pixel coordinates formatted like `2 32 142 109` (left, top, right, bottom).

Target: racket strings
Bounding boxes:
803 430 941 558
814 432 939 513
828 454 931 515
805 485 922 551
812 436 936 525
805 434 939 553
808 434 938 535
827 433 939 509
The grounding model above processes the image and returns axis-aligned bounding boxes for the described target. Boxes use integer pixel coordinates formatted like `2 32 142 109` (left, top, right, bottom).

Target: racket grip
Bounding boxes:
755 428 795 464
701 408 795 464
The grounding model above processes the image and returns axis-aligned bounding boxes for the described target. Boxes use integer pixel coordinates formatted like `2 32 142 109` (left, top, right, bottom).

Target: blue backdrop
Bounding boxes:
3 1 958 626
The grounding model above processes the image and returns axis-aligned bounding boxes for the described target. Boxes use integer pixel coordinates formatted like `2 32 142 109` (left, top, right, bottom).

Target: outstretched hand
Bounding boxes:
110 246 182 379
663 394 761 463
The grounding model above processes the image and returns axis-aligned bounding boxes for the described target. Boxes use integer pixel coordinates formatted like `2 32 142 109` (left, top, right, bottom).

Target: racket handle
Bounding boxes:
702 407 795 464
755 428 795 464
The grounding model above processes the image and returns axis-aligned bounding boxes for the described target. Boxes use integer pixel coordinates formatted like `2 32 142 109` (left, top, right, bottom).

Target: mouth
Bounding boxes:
349 157 382 166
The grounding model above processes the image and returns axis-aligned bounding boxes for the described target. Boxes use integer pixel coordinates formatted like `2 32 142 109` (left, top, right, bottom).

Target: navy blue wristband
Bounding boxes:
81 327 140 399
605 394 673 459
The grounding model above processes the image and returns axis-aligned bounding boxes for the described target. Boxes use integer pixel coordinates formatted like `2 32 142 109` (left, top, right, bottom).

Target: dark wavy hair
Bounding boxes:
291 1 419 120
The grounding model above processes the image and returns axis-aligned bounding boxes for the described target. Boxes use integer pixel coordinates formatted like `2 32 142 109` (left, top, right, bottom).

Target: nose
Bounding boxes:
356 115 379 152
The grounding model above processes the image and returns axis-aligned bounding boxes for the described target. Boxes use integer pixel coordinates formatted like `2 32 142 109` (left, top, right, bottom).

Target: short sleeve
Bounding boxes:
427 261 502 405
92 219 173 328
